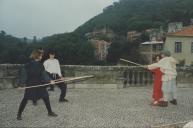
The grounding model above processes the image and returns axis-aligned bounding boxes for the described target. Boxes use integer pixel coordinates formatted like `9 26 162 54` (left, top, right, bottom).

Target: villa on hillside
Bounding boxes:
85 27 113 61
139 22 193 65
140 41 164 63
127 31 141 42
85 27 115 40
165 25 193 66
90 39 111 61
168 22 183 33
140 28 165 63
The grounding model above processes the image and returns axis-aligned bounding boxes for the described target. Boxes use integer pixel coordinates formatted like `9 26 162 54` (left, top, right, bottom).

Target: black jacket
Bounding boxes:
20 59 51 100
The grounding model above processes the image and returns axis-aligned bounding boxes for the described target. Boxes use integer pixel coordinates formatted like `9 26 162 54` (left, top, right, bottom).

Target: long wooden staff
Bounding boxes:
120 58 145 68
151 120 190 128
17 75 94 90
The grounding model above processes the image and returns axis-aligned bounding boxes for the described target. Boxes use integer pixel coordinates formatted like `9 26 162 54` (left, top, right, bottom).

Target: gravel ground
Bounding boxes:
0 87 193 128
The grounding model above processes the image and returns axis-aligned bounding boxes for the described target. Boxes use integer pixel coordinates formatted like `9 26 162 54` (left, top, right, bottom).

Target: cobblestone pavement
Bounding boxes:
0 87 193 128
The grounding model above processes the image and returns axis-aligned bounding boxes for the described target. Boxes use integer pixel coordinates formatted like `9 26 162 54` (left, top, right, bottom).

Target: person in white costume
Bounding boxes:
44 50 68 102
183 121 193 128
147 50 178 107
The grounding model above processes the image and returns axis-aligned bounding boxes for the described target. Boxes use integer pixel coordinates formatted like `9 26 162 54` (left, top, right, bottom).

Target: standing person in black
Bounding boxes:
43 50 68 102
32 47 46 105
17 50 57 120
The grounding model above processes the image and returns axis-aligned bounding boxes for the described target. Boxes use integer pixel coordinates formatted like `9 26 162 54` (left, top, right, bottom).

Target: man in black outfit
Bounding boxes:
32 47 46 106
17 50 57 120
43 50 68 102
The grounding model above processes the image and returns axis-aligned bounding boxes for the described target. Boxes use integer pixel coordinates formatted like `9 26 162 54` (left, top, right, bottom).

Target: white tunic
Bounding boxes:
183 121 193 128
43 58 62 77
148 57 177 81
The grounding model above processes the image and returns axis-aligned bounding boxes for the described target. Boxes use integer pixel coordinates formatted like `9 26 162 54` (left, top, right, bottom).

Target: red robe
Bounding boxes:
149 68 163 101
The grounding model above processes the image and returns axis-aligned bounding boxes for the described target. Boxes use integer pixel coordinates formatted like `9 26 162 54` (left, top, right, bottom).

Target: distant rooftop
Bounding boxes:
141 41 164 45
167 25 193 37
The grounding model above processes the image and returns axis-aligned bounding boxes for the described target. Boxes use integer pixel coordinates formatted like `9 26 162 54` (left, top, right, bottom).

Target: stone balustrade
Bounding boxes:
122 68 153 88
0 64 192 89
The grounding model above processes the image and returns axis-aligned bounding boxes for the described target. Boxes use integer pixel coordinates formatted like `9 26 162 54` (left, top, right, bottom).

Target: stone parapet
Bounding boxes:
0 64 192 89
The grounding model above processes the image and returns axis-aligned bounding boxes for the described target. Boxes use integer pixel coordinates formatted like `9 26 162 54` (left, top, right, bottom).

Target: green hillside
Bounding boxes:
75 0 193 35
1 0 193 64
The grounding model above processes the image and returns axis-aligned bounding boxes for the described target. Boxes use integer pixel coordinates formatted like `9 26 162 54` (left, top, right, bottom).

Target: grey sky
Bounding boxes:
0 0 118 39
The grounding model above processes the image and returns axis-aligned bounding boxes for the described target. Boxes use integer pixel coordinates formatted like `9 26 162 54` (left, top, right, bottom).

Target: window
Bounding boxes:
191 42 193 53
157 44 163 51
175 42 182 53
152 44 163 52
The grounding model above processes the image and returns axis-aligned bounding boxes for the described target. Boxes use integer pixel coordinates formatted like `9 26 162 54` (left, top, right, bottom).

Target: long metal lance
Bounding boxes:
120 58 145 68
17 75 94 90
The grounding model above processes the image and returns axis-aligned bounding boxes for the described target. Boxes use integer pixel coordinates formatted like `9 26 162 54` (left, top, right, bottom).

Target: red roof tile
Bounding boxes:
167 25 193 37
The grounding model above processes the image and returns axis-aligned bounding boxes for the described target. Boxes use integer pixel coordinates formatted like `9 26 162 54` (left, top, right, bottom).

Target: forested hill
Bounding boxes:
75 0 193 35
1 0 193 64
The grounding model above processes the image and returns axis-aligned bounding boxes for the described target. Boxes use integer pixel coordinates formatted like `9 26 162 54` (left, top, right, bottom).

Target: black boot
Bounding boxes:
59 98 68 103
17 114 22 120
170 99 177 105
158 101 168 107
48 112 58 117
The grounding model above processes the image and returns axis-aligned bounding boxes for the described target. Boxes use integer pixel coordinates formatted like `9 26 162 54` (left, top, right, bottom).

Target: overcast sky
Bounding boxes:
0 0 118 39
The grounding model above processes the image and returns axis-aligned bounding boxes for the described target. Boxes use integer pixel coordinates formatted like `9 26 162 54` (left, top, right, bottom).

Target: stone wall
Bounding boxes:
0 64 192 89
0 64 21 89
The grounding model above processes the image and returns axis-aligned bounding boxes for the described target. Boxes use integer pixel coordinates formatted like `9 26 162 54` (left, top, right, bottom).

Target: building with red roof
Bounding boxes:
165 25 193 65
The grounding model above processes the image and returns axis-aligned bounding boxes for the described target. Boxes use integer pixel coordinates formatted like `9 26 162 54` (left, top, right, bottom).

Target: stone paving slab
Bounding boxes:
0 87 193 128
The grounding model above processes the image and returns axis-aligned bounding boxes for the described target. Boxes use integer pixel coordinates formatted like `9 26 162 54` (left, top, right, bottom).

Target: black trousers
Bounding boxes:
18 96 52 115
48 73 67 101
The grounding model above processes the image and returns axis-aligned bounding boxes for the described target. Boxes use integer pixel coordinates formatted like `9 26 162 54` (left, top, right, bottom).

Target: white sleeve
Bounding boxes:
56 60 62 77
148 63 160 70
43 60 48 72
